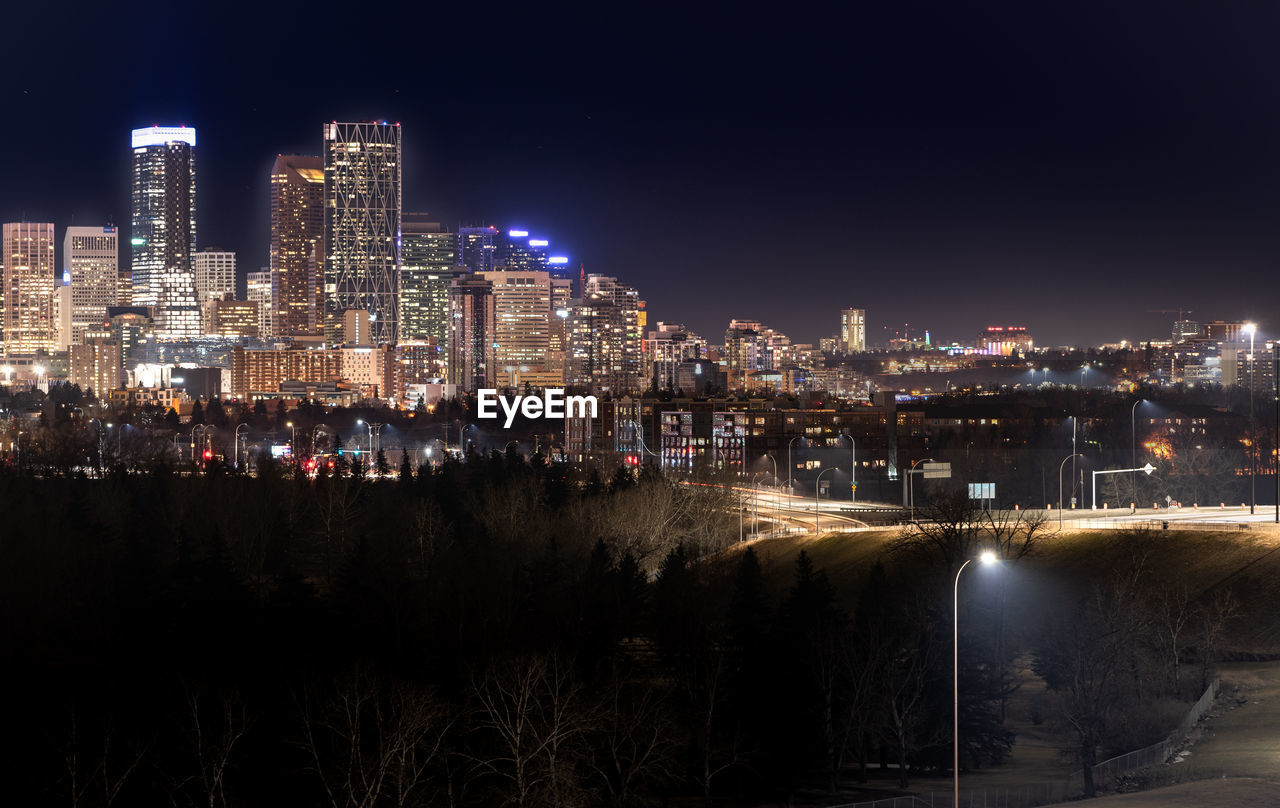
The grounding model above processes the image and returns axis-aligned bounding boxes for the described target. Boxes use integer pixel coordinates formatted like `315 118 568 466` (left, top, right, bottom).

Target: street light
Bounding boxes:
1130 399 1145 510
954 551 1000 807
763 454 779 535
908 458 934 521
1058 453 1085 528
815 467 837 534
787 435 805 493
842 433 856 506
1245 322 1257 515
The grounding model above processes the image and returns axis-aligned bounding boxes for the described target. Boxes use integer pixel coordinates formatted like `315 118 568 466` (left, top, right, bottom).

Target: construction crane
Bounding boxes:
1147 308 1193 319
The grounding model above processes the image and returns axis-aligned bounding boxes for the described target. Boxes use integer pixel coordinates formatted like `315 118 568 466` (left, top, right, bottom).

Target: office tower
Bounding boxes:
323 121 402 346
270 155 325 338
458 225 499 274
55 282 72 350
193 249 235 302
203 295 260 339
448 275 495 391
246 270 272 338
567 274 642 393
105 309 154 373
477 269 552 384
399 214 457 349
499 229 550 272
2 222 57 355
548 276 572 379
840 308 866 352
63 226 119 346
130 126 200 339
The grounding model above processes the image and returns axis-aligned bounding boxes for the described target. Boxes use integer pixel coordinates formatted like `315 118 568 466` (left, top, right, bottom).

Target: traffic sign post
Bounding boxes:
1092 463 1155 509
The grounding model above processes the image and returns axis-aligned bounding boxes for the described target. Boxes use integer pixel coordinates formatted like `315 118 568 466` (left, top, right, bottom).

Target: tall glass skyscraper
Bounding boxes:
323 121 401 346
130 126 200 339
63 226 119 346
270 155 325 339
399 213 457 346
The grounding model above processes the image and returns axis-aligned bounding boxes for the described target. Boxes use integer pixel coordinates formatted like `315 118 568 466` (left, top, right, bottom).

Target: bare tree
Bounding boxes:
58 710 149 808
297 668 452 808
471 655 591 808
588 673 676 807
168 684 252 808
1195 588 1241 691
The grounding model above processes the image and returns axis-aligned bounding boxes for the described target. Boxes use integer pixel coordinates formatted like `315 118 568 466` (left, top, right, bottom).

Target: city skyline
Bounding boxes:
4 4 1280 346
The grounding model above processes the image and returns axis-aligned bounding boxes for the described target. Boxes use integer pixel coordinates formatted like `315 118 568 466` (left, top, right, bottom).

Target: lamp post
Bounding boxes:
763 454 779 535
787 435 805 494
286 421 296 459
908 457 933 521
954 551 1000 807
1274 341 1278 524
842 433 856 505
235 423 249 471
1058 453 1085 528
815 467 837 534
1130 399 1144 510
1245 322 1257 515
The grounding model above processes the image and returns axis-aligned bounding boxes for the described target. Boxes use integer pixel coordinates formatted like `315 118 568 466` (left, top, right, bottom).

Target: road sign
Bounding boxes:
923 461 952 479
968 482 995 500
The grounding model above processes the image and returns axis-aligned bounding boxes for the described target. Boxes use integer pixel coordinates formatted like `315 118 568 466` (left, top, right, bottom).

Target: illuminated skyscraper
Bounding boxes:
247 270 272 337
458 225 499 274
448 275 495 391
323 121 401 346
477 269 552 383
567 274 642 393
130 126 200 339
2 222 57 355
270 155 325 338
193 249 236 301
399 214 457 347
840 308 866 352
63 226 119 346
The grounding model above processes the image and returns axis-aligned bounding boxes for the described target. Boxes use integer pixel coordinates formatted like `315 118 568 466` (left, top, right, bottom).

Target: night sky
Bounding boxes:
3 2 1279 347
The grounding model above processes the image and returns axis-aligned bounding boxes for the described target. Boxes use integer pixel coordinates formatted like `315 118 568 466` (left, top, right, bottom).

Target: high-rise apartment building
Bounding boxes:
193 249 235 302
70 338 123 396
399 214 457 351
567 274 642 393
247 270 272 337
130 126 200 339
839 308 866 353
270 155 325 338
2 222 57 355
323 121 402 346
448 275 495 391
64 226 119 346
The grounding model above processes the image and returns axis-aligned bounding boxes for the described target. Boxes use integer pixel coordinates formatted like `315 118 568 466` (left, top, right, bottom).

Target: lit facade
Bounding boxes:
977 326 1033 356
567 275 641 394
399 214 457 354
230 345 343 399
130 126 200 339
247 270 272 337
477 269 553 385
323 121 402 346
69 338 123 396
193 249 236 301
2 222 57 355
458 225 499 274
840 308 866 352
203 296 260 339
64 226 120 346
270 155 325 338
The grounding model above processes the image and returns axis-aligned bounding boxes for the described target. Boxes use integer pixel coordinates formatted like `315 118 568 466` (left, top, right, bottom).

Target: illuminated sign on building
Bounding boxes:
131 126 197 148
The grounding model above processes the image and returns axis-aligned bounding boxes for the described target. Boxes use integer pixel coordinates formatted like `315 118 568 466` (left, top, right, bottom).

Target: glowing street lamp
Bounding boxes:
1245 322 1257 514
954 551 1000 806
